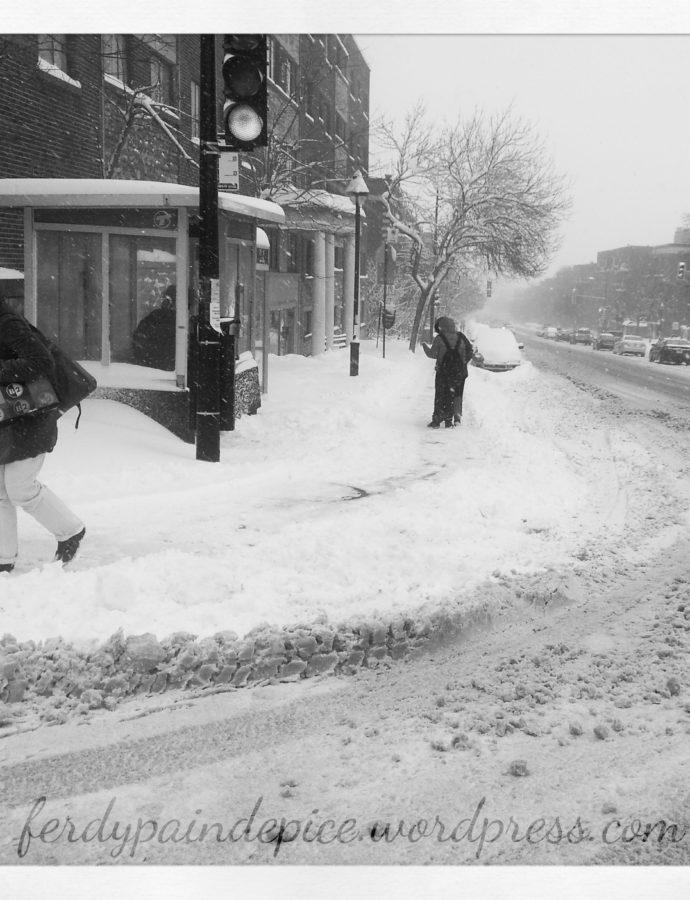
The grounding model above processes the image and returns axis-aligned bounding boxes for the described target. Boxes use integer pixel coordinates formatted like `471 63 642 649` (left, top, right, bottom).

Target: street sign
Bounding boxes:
218 152 239 191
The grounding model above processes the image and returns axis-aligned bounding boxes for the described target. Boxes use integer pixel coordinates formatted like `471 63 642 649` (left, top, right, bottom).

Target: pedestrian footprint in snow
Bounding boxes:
422 316 474 428
0 302 86 572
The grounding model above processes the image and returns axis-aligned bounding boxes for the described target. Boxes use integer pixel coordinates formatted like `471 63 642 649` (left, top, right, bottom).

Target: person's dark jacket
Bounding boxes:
0 305 59 465
422 316 473 378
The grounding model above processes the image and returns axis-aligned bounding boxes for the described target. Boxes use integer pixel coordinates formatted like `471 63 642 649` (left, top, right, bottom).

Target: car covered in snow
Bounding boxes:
555 327 573 342
648 337 690 365
592 332 616 350
612 335 646 357
471 326 523 372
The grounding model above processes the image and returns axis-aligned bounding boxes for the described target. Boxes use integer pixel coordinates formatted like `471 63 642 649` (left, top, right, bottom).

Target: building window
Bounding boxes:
37 34 68 72
334 114 347 145
190 79 200 139
102 34 128 83
150 55 174 105
268 38 298 97
304 81 317 119
334 244 344 270
304 237 314 276
318 92 330 130
286 233 300 272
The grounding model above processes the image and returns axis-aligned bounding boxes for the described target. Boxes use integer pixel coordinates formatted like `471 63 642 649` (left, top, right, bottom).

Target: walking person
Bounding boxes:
0 302 86 572
422 316 473 428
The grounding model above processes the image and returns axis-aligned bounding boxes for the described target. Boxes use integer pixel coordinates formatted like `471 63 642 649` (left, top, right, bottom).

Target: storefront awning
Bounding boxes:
0 178 285 225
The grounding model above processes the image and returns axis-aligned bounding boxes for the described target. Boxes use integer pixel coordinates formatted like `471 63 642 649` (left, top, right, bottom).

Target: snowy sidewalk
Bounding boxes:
1 339 621 648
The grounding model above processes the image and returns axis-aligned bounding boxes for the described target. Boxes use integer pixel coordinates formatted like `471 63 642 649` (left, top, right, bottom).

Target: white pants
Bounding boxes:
0 454 84 565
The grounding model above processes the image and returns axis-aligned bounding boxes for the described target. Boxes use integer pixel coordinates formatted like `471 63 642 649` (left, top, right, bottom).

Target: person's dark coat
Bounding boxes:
0 305 59 466
132 297 176 371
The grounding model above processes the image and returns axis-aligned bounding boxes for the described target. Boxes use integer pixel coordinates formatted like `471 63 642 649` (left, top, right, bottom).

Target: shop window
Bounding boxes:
102 34 128 84
109 235 177 367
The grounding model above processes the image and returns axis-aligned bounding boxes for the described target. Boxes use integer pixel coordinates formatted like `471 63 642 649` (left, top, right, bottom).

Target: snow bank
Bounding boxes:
1 339 606 648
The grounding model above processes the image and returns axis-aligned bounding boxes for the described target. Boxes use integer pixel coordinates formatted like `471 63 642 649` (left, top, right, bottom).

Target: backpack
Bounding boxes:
28 325 97 428
438 332 468 386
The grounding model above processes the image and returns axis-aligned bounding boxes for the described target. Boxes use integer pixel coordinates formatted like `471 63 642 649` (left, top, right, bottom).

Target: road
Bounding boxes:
515 328 690 414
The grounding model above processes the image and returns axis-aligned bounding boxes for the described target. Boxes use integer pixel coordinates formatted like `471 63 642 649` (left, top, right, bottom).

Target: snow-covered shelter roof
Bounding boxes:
0 179 285 225
271 187 361 217
0 267 24 280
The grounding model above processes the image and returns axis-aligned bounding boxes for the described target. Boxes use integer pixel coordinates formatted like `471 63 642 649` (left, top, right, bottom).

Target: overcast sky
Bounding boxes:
355 34 690 278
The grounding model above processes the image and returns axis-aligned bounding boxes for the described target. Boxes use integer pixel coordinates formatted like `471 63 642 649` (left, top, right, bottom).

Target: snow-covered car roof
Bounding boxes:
473 326 522 367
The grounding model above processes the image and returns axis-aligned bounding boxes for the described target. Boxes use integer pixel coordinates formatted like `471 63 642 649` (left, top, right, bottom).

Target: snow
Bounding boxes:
0 268 24 280
0 338 668 648
36 57 82 89
470 324 523 367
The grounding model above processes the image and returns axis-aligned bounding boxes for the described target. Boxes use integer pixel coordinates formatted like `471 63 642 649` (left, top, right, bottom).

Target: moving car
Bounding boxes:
570 327 592 345
649 337 690 365
612 336 646 357
592 332 615 351
555 328 573 342
471 326 523 372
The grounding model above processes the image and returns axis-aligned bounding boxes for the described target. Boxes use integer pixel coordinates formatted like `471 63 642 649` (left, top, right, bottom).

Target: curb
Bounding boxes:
0 577 577 726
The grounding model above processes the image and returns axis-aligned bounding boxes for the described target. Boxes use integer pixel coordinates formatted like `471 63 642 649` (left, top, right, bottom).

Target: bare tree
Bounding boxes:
376 106 571 350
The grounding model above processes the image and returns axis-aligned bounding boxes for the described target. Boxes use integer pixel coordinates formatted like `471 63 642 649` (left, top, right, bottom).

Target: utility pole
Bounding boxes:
195 34 221 462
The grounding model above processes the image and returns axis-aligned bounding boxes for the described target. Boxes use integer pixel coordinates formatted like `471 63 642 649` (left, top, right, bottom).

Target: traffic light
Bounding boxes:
678 261 686 280
222 35 268 150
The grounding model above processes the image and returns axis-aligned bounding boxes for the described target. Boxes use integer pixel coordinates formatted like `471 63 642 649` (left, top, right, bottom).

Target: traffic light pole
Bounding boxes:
196 34 221 462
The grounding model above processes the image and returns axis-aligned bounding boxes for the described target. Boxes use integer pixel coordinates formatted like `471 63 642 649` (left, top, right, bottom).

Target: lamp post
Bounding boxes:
346 170 369 376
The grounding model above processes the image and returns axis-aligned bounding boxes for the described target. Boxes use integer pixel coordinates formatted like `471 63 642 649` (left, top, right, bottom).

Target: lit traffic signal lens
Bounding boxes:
222 34 267 150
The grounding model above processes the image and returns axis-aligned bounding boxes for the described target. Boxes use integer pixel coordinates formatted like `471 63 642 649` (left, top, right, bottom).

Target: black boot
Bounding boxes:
55 527 86 564
0 563 14 573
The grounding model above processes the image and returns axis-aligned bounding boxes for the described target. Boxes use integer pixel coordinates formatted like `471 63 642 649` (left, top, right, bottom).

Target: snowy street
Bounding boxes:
3 336 689 650
2 333 690 872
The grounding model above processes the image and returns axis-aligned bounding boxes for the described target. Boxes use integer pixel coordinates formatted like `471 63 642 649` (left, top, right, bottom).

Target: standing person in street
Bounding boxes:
422 316 473 428
0 302 86 573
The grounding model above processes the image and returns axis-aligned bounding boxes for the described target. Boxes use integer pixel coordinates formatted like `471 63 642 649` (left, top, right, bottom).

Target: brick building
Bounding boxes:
0 33 371 396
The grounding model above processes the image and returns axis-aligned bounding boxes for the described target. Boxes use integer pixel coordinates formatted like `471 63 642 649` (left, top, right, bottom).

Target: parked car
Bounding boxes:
555 327 573 342
612 336 646 357
649 337 690 365
471 326 523 372
592 332 616 351
538 325 558 339
570 327 592 345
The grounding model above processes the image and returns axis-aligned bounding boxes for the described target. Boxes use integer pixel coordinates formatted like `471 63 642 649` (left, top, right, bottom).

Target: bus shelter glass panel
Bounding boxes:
36 231 102 360
109 234 177 368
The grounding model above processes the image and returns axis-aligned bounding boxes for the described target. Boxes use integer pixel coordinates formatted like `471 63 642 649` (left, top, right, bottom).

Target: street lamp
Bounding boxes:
346 169 369 376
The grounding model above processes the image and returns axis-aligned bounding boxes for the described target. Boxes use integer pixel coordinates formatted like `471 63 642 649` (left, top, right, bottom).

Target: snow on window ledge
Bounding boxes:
104 73 180 122
37 57 81 89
